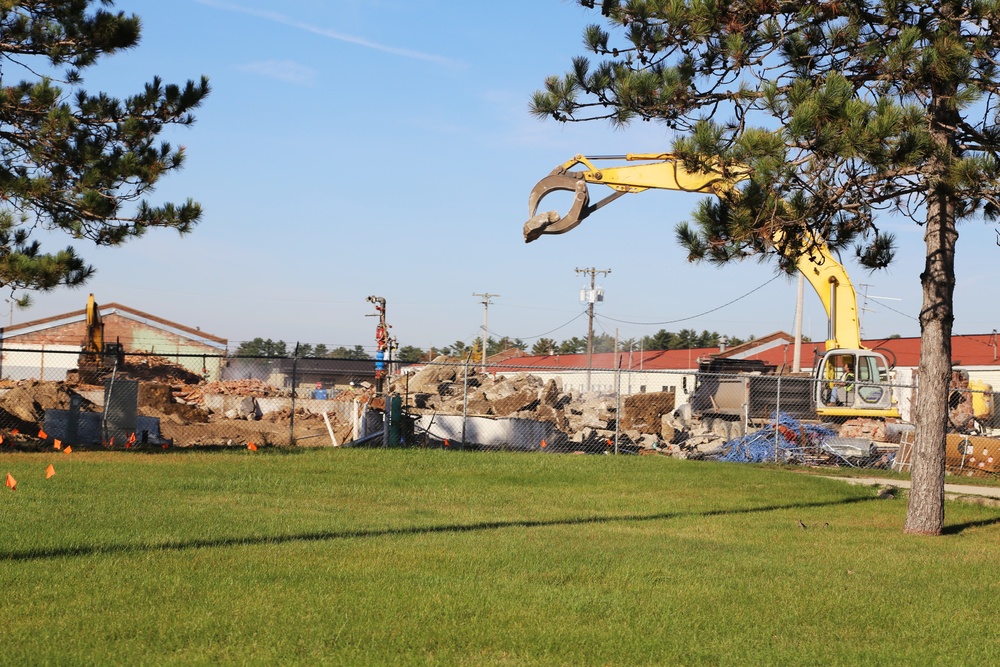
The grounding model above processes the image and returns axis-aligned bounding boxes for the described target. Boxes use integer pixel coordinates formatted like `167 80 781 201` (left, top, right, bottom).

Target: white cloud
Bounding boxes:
193 0 465 68
236 59 317 86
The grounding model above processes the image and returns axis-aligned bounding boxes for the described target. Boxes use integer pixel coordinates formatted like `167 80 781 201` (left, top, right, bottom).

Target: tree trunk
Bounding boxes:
904 184 957 535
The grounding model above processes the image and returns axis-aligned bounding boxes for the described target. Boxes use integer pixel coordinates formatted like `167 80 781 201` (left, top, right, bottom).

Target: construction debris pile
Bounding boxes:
119 354 207 385
391 358 678 452
181 379 287 403
0 381 97 434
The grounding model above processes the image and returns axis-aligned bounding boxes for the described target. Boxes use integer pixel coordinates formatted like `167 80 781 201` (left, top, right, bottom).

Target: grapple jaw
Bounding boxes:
523 170 627 243
523 173 590 242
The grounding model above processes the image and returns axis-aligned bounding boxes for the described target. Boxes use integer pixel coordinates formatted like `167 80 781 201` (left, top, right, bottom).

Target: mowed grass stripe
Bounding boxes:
1 449 998 665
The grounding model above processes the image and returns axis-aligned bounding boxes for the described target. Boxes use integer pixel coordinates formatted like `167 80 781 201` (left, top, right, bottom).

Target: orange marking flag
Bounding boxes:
53 439 62 450
540 439 548 449
247 441 258 452
4 472 15 490
444 438 450 448
38 429 47 440
0 434 4 445
45 464 55 479
63 445 73 454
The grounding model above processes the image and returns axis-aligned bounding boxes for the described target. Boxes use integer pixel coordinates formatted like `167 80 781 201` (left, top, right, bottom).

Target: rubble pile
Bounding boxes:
391 357 678 451
139 382 210 424
330 386 379 404
119 354 206 385
68 354 207 389
0 380 97 433
185 379 285 402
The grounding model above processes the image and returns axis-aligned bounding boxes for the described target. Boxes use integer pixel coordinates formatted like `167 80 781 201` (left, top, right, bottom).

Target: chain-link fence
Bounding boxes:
0 348 997 479
0 347 394 450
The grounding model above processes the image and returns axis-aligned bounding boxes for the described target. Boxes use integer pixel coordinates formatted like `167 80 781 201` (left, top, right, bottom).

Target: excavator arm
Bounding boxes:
524 154 862 351
524 154 749 241
84 293 105 355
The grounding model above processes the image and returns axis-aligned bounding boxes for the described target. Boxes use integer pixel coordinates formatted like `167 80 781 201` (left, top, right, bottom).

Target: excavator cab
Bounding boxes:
815 349 897 418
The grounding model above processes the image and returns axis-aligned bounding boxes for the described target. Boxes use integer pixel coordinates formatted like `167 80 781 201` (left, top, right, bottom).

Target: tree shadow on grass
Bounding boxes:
0 496 885 563
942 515 1000 535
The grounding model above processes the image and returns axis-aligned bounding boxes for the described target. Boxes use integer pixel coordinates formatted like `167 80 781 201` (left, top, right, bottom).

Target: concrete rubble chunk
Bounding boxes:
402 356 460 393
620 391 675 432
491 388 539 417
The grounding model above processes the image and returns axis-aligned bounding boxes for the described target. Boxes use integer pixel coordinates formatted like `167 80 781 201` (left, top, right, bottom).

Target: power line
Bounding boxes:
597 275 782 326
873 300 918 322
484 309 589 342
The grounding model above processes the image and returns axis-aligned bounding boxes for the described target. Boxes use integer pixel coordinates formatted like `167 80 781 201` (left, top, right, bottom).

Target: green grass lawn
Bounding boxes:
1 448 999 666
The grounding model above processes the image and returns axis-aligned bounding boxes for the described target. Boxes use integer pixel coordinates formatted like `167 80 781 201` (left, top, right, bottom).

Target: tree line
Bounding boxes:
233 330 752 362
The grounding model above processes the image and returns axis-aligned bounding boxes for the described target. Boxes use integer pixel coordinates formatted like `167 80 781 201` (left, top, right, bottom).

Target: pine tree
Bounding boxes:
0 1 209 298
531 0 1000 534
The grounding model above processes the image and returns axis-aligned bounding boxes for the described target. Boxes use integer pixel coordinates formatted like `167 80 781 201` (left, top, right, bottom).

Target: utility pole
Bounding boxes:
792 273 804 373
473 293 499 373
576 267 611 391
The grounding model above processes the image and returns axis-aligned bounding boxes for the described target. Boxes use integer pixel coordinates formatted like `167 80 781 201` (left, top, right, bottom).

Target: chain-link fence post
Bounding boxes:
742 375 750 436
774 374 782 462
614 357 622 455
289 344 299 446
461 354 470 450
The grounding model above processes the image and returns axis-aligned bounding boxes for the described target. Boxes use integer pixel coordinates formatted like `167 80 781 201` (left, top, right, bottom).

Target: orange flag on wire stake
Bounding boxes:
53 439 62 450
247 441 257 452
12 429 19 435
63 445 72 454
45 464 55 479
37 428 47 440
540 439 548 449
126 433 136 449
443 438 450 448
5 473 15 490
0 434 4 446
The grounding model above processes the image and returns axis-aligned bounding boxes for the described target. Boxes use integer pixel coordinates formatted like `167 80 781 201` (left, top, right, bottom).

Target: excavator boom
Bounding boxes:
525 154 861 351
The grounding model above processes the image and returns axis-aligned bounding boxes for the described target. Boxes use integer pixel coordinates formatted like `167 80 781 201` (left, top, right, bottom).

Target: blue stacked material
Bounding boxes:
718 412 837 463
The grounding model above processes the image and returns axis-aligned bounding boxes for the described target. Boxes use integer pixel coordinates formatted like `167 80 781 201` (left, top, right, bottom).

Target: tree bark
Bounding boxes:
904 178 957 536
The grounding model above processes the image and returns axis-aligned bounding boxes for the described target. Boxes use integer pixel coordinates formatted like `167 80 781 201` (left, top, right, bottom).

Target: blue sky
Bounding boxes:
13 0 1000 352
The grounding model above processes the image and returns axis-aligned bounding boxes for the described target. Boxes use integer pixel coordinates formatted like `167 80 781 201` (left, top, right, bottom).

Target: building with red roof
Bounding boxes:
492 331 1000 401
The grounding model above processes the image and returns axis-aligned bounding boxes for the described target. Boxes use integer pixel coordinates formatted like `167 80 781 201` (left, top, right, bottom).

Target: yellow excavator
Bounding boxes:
523 153 900 419
70 294 125 384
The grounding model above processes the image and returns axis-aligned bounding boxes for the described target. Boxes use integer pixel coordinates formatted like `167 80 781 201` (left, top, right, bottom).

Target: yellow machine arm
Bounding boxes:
84 293 105 354
524 154 862 351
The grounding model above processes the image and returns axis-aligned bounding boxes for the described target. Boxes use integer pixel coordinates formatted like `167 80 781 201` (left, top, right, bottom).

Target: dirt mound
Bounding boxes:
138 382 210 423
189 379 286 400
120 354 206 384
0 381 92 423
0 380 95 433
